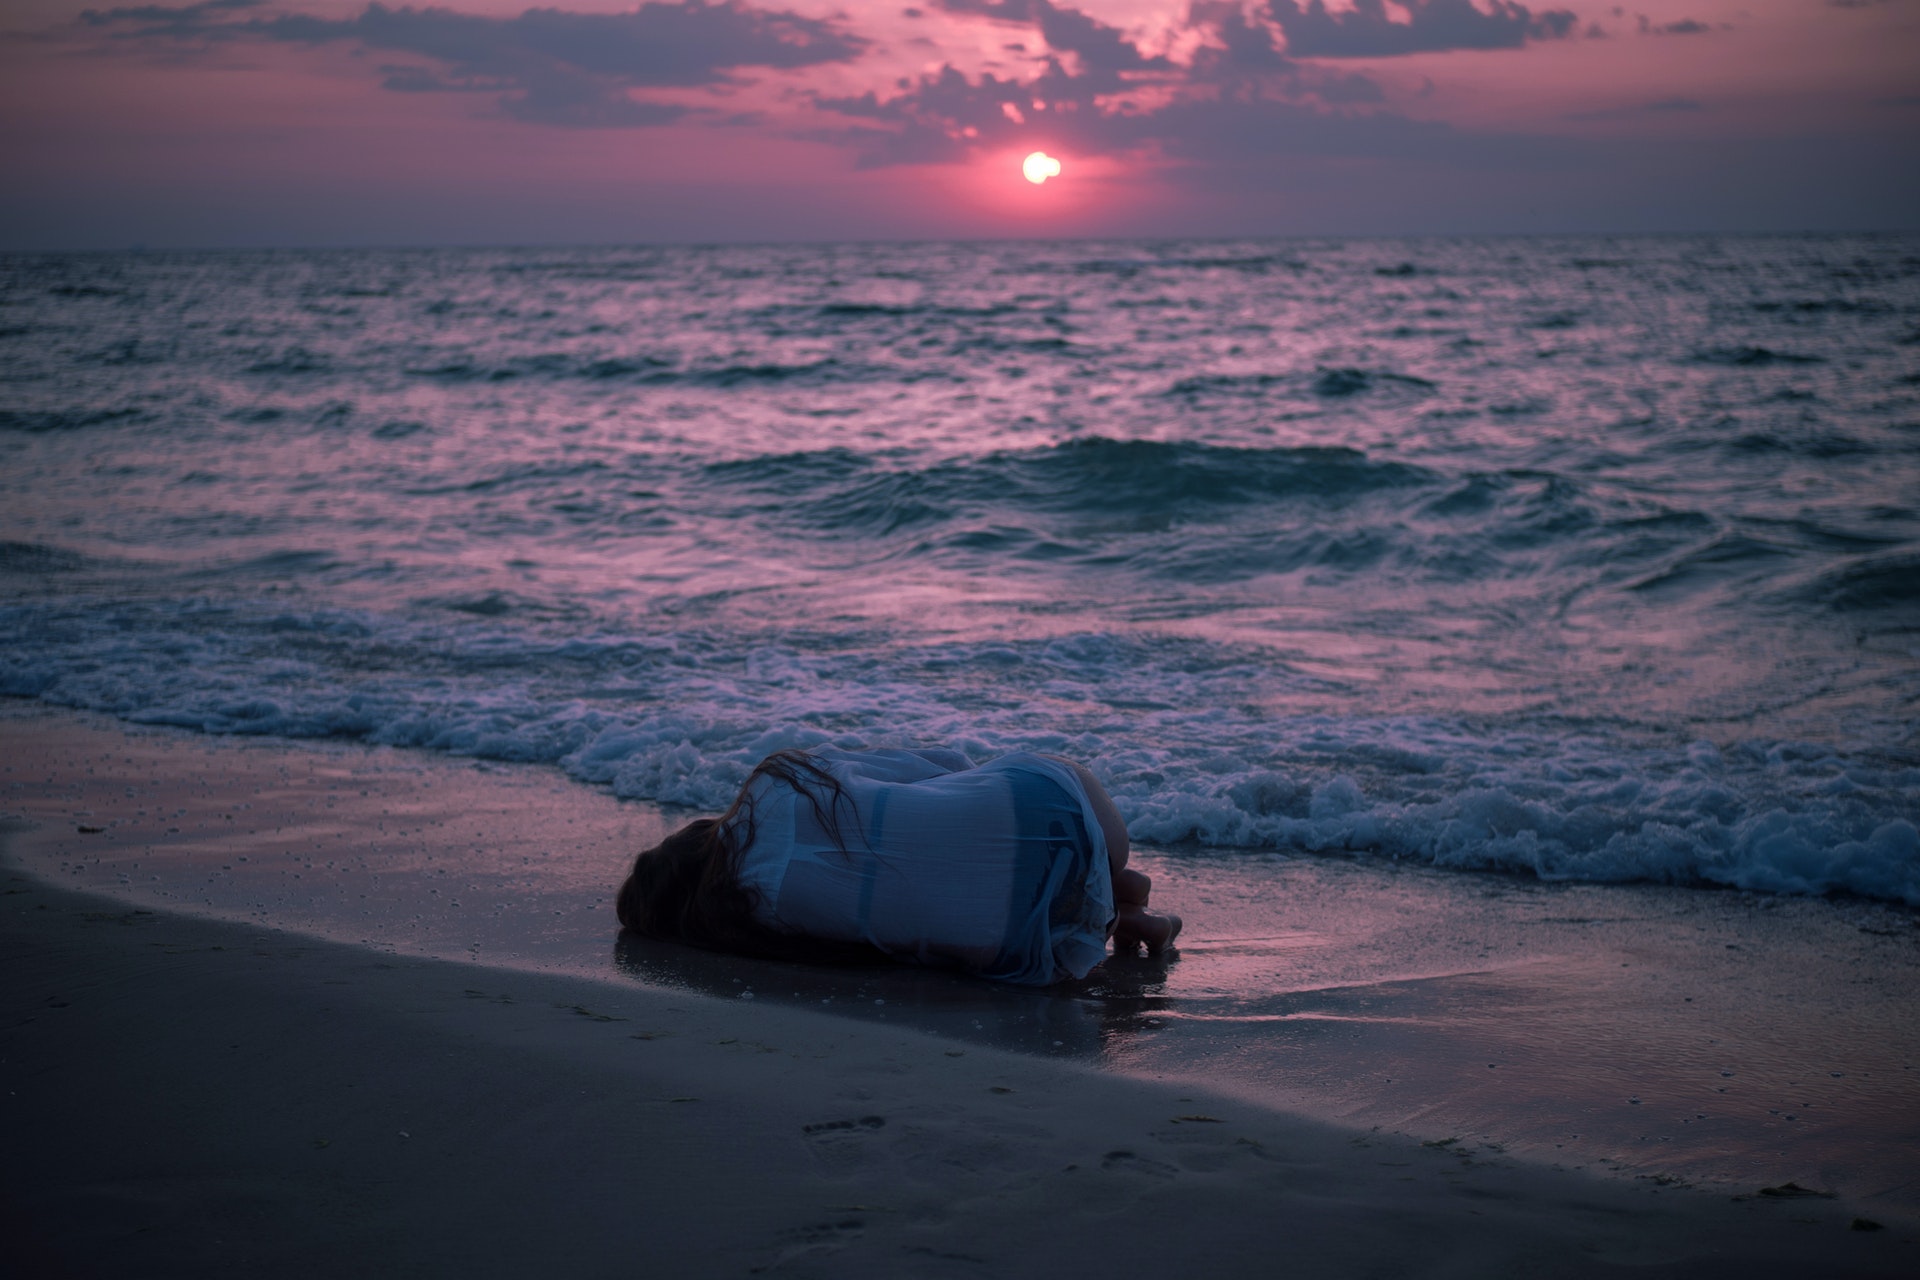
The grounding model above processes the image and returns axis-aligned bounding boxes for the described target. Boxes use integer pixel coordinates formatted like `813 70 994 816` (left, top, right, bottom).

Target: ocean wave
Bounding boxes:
75 339 171 368
1069 252 1308 277
693 438 1433 546
679 359 857 386
0 406 146 433
398 352 918 388
685 441 1776 599
1693 346 1826 367
1168 368 1437 400
753 300 1034 326
1751 298 1893 316
246 347 334 376
1785 550 1920 614
44 284 126 299
2 598 1915 906
490 254 671 281
0 541 93 575
1148 253 1309 272
1623 533 1797 597
1727 430 1873 459
415 589 593 621
984 438 1428 507
1312 368 1436 397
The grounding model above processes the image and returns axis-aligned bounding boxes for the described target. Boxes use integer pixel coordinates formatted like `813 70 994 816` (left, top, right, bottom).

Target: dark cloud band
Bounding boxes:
1266 0 1577 59
72 0 867 126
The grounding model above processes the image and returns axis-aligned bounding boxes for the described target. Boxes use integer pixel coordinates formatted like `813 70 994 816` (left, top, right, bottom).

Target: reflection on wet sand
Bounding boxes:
612 930 1181 1060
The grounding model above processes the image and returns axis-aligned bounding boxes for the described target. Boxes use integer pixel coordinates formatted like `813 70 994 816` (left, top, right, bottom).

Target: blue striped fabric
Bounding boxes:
732 747 1115 984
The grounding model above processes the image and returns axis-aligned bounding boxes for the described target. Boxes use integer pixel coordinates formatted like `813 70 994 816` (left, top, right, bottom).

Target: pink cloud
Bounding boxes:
3 0 1913 245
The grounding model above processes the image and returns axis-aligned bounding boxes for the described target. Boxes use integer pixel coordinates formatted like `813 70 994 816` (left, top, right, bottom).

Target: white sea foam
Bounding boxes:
5 599 1915 906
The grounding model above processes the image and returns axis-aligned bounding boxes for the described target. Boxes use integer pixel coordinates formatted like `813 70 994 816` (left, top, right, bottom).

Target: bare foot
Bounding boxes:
1112 904 1181 953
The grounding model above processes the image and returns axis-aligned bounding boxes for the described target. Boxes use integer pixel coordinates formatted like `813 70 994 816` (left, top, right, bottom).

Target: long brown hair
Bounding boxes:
614 749 881 965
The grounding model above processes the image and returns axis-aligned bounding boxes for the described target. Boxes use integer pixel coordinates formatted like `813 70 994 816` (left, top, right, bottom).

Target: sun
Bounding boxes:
1022 151 1062 185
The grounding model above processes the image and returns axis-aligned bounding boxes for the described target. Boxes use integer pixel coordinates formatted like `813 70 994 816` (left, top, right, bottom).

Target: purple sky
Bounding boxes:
1 0 1915 247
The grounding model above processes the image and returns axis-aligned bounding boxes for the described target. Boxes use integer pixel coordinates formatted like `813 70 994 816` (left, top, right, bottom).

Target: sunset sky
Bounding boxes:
1 0 1915 247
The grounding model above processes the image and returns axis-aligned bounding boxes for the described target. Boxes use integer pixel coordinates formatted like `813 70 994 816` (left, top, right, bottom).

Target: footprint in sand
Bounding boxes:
801 1115 887 1173
1100 1148 1180 1179
752 1217 867 1273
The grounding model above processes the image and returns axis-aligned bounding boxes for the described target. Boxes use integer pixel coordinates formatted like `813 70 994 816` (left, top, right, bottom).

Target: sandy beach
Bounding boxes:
3 705 1917 1277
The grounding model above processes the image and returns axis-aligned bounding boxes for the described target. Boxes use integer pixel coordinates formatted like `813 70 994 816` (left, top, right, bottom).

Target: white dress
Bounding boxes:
729 747 1115 985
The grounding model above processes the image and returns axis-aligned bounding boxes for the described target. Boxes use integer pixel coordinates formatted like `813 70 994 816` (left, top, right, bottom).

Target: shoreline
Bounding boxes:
5 702 1920 1224
6 864 1916 1276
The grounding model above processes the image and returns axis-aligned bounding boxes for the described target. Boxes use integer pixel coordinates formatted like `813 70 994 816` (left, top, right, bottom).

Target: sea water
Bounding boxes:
3 235 1918 903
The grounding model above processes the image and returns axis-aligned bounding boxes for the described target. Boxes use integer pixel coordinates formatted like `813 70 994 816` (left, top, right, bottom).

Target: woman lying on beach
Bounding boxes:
616 747 1180 986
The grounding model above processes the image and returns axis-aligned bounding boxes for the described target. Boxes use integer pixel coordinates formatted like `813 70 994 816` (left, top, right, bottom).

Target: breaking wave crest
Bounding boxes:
3 598 1914 906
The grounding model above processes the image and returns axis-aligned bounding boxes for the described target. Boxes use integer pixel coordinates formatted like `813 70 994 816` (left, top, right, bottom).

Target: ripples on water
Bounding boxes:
2 236 1917 902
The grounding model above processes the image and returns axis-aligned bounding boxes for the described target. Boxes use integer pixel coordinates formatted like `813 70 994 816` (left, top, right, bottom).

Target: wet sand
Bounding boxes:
3 703 1919 1274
